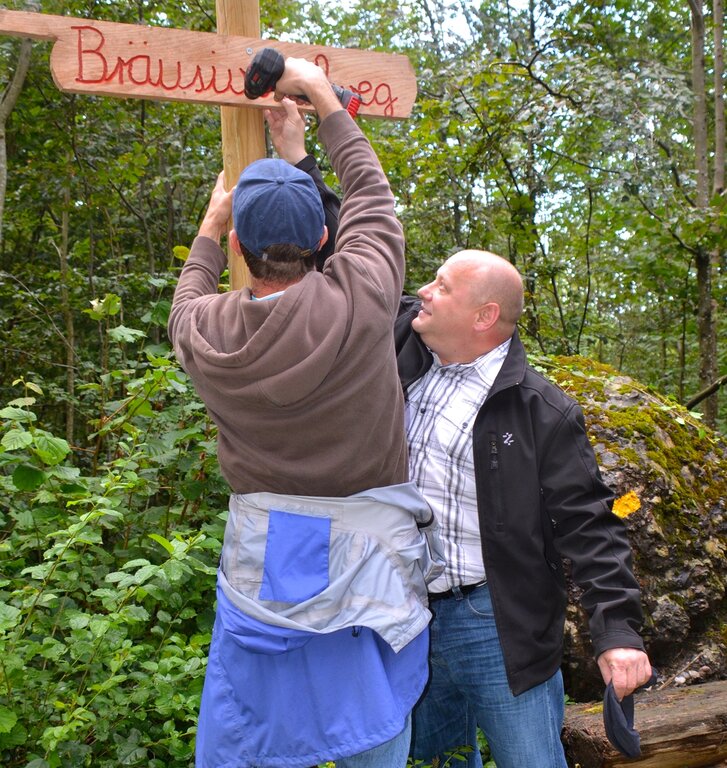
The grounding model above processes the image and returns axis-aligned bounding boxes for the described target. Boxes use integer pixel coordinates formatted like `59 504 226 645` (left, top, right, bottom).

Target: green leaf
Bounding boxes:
49 465 81 481
68 613 91 630
7 397 36 407
149 299 171 326
180 480 205 500
32 433 71 466
32 489 57 504
163 559 189 583
0 406 37 423
89 618 110 637
21 563 53 580
85 293 122 320
0 602 21 631
0 705 18 734
120 605 150 622
1 428 33 451
133 564 160 584
12 464 46 490
148 533 175 554
108 325 147 344
126 397 153 417
173 245 190 262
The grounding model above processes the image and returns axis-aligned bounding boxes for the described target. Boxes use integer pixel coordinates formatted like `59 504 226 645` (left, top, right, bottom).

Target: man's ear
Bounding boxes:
474 302 500 332
317 226 329 251
230 230 242 255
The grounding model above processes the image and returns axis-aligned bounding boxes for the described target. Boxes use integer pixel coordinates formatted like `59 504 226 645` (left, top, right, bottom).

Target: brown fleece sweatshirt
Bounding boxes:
168 109 408 496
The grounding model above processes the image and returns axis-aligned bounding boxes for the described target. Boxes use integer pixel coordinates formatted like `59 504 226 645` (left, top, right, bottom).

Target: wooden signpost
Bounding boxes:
0 5 417 287
215 0 265 291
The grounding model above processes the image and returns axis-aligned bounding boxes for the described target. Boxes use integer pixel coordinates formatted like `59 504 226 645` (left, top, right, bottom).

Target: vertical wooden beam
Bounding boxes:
215 0 265 289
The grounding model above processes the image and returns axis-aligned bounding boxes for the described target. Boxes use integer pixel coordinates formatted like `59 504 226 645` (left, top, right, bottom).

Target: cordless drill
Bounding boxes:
245 47 362 118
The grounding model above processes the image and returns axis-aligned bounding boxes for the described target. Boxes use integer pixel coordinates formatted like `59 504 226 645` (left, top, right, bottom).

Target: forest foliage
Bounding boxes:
0 0 725 765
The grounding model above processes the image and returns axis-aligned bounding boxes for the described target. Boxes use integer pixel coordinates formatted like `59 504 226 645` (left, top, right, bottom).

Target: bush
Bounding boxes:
0 314 228 767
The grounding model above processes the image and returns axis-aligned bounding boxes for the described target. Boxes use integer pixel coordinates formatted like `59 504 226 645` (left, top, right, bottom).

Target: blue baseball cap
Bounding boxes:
232 158 325 259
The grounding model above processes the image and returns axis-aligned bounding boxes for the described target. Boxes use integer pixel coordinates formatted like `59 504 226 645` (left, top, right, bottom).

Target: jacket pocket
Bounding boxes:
259 509 331 603
488 431 505 532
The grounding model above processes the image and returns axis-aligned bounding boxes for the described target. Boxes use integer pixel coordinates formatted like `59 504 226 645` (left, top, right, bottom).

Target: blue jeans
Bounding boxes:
410 584 568 768
336 714 411 767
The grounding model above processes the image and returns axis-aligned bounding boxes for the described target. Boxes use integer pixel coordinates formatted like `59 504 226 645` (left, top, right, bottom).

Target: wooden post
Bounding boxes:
216 0 263 289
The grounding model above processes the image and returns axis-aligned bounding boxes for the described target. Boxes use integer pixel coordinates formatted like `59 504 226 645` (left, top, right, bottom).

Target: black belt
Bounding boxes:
428 579 487 602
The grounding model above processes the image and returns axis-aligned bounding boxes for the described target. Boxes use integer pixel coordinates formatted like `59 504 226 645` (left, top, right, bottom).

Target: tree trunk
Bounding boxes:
709 0 724 417
0 35 32 249
688 0 718 426
713 0 725 200
58 183 75 446
519 0 544 352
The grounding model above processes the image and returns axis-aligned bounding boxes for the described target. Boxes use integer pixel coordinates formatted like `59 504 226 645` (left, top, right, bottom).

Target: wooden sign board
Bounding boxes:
0 10 417 119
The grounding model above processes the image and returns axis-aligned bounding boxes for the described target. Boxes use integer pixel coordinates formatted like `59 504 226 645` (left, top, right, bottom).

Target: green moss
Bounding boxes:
605 407 657 437
531 354 727 520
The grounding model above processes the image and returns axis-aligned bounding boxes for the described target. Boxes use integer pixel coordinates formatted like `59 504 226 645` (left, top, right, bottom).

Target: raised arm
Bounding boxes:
269 57 404 310
167 172 233 352
265 97 341 270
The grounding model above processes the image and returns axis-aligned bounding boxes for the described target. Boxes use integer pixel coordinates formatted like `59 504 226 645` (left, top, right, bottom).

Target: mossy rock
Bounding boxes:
533 355 727 701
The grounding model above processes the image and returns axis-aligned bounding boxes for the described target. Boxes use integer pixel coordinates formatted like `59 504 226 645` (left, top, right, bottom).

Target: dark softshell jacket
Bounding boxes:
396 296 645 696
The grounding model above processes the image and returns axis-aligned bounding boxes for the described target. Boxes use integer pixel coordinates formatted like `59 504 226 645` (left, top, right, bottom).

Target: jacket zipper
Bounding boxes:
489 436 499 469
488 431 505 532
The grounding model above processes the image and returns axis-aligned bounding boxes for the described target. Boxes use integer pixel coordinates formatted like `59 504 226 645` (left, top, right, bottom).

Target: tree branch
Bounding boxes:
655 138 696 207
634 192 699 256
497 44 583 109
576 187 593 353
685 374 727 410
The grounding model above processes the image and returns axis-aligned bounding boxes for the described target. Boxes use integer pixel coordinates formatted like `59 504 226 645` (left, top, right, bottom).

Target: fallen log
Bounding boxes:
562 680 727 768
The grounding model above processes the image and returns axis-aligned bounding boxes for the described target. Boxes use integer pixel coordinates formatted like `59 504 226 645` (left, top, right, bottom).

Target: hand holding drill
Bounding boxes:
245 48 361 118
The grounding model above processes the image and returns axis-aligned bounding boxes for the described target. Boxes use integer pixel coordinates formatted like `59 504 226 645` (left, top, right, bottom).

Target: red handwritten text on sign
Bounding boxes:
73 26 399 116
75 27 246 95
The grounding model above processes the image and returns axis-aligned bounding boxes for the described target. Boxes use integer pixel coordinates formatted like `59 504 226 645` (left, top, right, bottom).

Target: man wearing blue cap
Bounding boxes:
168 57 442 768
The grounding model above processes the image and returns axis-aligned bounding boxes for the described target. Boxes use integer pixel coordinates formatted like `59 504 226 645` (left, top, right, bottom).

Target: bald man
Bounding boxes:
396 250 652 768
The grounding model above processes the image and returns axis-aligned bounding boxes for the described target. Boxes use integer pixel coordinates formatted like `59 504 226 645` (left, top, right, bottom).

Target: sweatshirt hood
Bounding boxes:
180 272 348 407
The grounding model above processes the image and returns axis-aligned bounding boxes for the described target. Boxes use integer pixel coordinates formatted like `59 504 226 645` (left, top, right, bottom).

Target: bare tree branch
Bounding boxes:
685 374 727 410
